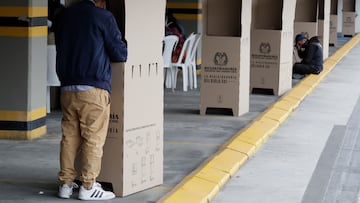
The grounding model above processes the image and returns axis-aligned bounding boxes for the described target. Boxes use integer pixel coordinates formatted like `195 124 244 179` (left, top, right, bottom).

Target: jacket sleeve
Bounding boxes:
297 48 305 59
301 44 316 65
103 15 128 62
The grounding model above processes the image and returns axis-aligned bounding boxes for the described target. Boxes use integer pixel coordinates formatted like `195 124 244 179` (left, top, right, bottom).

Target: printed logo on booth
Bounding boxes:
259 42 271 54
214 52 228 66
346 17 353 23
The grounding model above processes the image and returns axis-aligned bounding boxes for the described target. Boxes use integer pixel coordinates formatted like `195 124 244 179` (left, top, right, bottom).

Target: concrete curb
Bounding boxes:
157 34 360 203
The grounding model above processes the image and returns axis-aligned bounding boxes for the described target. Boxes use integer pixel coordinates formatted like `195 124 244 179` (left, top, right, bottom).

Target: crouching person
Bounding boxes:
292 34 323 79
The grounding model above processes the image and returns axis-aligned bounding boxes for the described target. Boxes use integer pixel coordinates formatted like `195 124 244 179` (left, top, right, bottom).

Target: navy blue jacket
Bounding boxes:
298 36 323 72
54 0 127 92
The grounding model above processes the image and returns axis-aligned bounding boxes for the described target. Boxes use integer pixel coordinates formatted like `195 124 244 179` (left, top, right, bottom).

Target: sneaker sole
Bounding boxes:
78 191 115 200
78 195 115 201
58 194 71 199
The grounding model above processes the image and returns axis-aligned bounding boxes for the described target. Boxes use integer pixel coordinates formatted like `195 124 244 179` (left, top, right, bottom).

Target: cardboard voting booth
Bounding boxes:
342 0 356 36
250 0 296 96
200 0 252 116
63 0 164 197
318 0 330 59
97 0 165 197
330 0 338 46
294 0 319 39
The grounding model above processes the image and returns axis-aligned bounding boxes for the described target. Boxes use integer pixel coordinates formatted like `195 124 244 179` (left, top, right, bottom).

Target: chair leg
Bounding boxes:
188 65 193 90
164 68 174 91
187 64 196 90
169 68 174 91
46 86 51 113
182 65 188 92
164 68 172 88
192 63 197 89
172 66 178 90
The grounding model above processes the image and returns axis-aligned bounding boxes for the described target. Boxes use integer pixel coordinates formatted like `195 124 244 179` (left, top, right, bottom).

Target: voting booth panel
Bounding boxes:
200 0 252 116
250 0 296 96
98 0 165 197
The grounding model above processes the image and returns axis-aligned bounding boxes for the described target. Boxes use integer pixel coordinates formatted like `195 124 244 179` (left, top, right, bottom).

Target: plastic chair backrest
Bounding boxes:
187 33 201 64
175 33 196 65
163 35 179 67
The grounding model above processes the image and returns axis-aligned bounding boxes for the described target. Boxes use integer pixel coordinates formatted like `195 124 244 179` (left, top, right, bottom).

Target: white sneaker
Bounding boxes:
58 182 79 199
78 182 115 200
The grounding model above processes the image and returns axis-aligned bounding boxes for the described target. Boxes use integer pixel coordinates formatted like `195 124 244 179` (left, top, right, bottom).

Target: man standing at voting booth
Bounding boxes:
54 0 127 200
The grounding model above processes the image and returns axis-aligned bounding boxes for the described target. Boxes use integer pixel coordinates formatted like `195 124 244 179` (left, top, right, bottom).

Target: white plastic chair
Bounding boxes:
163 35 179 90
187 33 201 90
171 33 196 91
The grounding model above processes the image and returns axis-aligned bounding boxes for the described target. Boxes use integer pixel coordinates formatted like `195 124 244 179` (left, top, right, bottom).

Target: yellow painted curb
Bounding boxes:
195 167 231 188
300 74 322 88
181 177 220 202
272 99 297 112
323 59 338 70
260 107 291 124
225 139 257 157
235 119 280 147
157 33 360 203
236 130 269 147
205 149 248 176
285 85 312 100
161 188 207 203
280 96 301 109
255 118 280 133
292 83 314 97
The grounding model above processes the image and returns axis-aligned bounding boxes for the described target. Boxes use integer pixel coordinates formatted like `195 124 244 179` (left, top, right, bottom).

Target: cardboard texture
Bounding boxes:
200 0 251 117
342 0 356 36
343 0 356 11
294 0 318 39
294 22 318 39
330 0 338 15
97 0 165 197
318 0 330 59
330 15 338 46
342 12 356 36
250 0 296 96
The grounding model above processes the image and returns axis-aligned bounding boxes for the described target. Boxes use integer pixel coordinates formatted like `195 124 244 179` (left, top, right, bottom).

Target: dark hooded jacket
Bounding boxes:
298 36 323 73
54 0 127 93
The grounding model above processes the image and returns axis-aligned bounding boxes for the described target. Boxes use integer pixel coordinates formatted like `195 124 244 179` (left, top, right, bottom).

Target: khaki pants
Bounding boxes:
58 88 110 189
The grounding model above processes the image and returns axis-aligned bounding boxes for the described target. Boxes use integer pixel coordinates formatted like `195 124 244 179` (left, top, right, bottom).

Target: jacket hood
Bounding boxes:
309 36 320 44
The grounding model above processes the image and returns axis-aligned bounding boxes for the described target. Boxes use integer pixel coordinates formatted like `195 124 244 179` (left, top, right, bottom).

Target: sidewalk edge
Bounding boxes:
156 34 360 203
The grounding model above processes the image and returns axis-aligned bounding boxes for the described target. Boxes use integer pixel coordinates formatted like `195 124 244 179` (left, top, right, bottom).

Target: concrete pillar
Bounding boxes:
330 0 338 46
318 0 331 59
0 0 47 139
